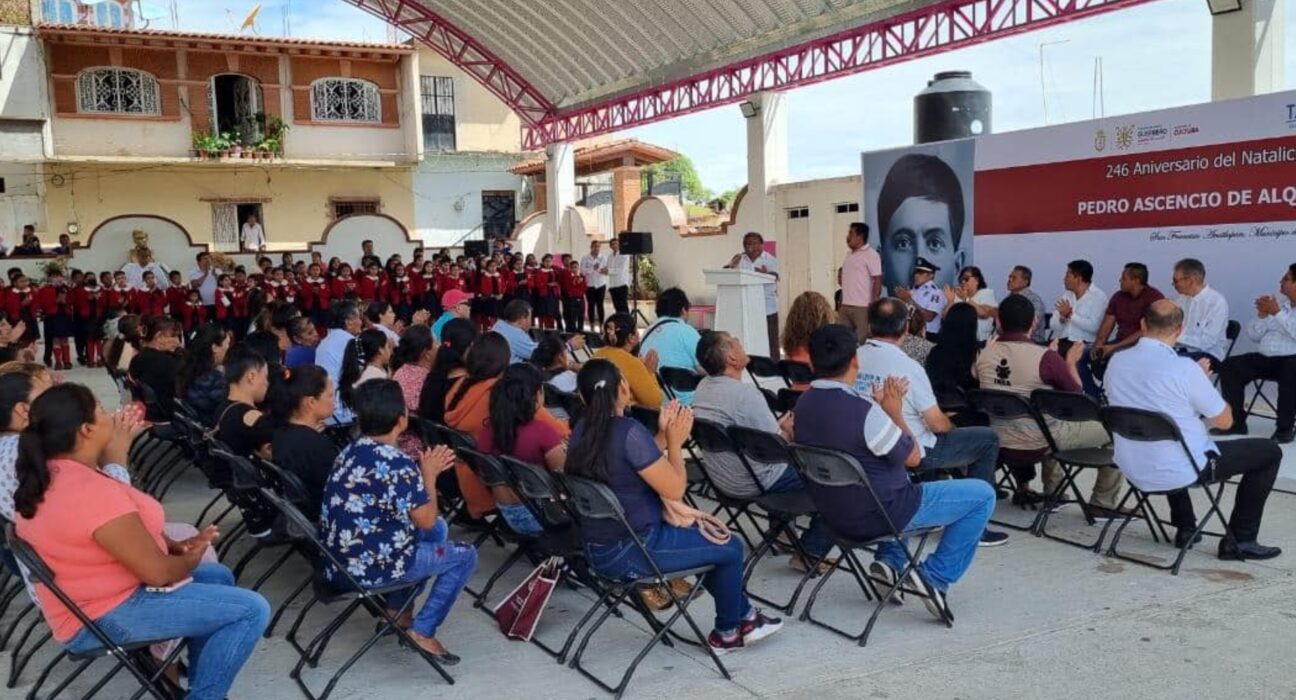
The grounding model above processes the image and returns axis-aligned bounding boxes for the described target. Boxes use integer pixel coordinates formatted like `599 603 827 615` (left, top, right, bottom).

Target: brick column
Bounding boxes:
611 166 642 236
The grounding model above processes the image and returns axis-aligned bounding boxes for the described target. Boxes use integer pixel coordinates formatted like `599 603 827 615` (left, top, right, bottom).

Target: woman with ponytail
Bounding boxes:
566 359 782 653
0 365 55 524
591 312 665 407
13 383 269 700
338 328 391 410
417 317 477 423
475 363 566 535
269 365 337 518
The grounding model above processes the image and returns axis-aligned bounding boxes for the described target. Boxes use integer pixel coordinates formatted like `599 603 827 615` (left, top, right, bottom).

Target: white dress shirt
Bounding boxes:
316 328 356 424
607 253 631 288
1056 285 1109 343
187 266 224 305
241 222 266 250
1174 285 1229 360
120 261 171 291
969 287 997 341
736 251 780 315
1246 298 1296 357
1105 338 1226 492
579 253 608 289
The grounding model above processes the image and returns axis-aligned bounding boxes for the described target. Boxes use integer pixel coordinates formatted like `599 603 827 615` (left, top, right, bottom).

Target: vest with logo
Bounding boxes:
974 341 1053 451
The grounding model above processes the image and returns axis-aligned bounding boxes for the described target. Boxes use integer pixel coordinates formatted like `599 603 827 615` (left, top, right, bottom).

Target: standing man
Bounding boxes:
1217 262 1296 443
1170 258 1229 370
893 257 946 341
316 300 363 425
1107 300 1282 559
838 221 882 343
121 246 170 291
240 212 266 252
188 251 223 320
1086 262 1164 395
606 237 632 315
360 239 380 270
1006 265 1048 344
725 231 781 360
1053 260 1109 396
580 239 608 331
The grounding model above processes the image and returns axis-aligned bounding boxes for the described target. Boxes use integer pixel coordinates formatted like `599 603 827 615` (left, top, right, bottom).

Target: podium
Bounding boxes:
704 268 775 357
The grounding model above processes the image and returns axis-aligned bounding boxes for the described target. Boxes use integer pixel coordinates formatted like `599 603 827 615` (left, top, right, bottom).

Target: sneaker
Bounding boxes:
905 568 949 621
707 630 745 655
867 561 902 605
979 529 1010 547
739 609 783 645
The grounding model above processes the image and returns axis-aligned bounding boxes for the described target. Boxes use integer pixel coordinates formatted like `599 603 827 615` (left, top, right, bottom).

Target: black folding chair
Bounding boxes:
968 389 1048 532
775 388 804 414
322 422 358 451
788 443 953 646
542 383 583 424
456 447 543 608
745 354 786 387
260 489 455 699
626 405 709 505
6 525 186 700
657 367 702 401
1098 406 1240 575
557 474 731 699
726 425 828 614
777 359 814 387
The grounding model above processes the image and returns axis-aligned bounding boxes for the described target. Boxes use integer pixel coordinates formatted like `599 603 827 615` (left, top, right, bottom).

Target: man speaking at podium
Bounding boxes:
724 231 781 360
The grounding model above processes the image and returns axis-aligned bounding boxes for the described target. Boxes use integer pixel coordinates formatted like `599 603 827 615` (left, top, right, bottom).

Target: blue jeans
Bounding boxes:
498 502 543 536
1078 346 1102 399
875 479 994 592
585 524 752 633
766 467 834 558
918 427 999 486
384 518 479 638
65 563 269 700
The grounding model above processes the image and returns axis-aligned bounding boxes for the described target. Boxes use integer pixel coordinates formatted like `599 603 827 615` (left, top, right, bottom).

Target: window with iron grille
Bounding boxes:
76 68 159 115
420 76 456 151
310 78 381 123
331 198 381 220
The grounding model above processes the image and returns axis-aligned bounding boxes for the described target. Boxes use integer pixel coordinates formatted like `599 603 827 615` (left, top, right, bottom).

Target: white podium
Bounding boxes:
704 268 774 357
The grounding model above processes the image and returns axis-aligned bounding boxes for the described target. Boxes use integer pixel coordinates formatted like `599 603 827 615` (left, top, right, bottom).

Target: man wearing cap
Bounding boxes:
432 288 474 343
894 257 947 340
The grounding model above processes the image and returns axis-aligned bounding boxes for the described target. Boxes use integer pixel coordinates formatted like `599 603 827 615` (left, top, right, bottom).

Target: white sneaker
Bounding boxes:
867 561 902 605
905 568 949 621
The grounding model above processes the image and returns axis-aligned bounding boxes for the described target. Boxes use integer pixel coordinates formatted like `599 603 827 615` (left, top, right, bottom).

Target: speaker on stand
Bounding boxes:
617 231 654 327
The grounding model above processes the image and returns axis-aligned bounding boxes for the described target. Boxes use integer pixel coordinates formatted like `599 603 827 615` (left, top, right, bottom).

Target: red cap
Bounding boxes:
441 289 474 308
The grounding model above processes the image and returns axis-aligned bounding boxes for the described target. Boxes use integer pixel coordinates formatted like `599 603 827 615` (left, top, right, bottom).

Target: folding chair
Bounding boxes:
1098 406 1240 576
558 474 731 699
5 525 186 700
626 405 709 504
260 489 455 699
775 388 803 414
657 367 702 401
968 389 1049 532
1030 389 1155 551
726 425 828 614
744 354 786 388
542 383 583 424
432 424 505 543
787 443 953 646
322 422 358 451
777 359 814 387
455 447 541 607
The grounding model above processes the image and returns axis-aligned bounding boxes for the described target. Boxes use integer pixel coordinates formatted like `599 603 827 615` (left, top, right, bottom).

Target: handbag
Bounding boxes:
493 557 561 641
662 499 732 545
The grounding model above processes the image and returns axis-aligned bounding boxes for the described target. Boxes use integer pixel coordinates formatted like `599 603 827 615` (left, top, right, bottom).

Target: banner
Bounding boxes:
862 90 1296 348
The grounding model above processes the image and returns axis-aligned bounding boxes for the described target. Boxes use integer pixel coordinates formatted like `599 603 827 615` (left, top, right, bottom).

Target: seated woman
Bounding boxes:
128 316 183 422
319 379 475 663
925 302 981 401
14 383 270 700
284 316 319 369
416 318 476 424
944 266 998 343
106 314 141 374
592 313 665 407
780 291 835 389
365 300 402 344
899 302 935 366
444 332 569 519
530 334 578 394
339 328 392 413
215 345 273 460
637 288 702 405
392 325 436 457
269 365 337 520
175 323 231 426
0 364 56 524
566 359 782 652
474 364 567 535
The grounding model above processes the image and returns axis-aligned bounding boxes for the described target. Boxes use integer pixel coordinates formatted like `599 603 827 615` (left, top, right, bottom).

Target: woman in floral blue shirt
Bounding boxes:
319 379 475 664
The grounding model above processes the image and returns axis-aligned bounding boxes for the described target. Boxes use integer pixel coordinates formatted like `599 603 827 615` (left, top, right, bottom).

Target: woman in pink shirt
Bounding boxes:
14 383 269 700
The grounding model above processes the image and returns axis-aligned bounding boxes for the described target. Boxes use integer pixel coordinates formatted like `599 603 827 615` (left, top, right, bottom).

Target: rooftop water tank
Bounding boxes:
914 71 992 144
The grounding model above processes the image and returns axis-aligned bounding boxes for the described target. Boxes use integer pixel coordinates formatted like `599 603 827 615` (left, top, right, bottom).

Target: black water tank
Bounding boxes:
914 71 991 144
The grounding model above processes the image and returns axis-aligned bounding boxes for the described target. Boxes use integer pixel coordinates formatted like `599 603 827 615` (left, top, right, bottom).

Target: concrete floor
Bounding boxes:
3 366 1296 700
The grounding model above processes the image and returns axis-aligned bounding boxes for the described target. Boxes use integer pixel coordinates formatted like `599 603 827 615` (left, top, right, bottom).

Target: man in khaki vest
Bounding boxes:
975 294 1126 516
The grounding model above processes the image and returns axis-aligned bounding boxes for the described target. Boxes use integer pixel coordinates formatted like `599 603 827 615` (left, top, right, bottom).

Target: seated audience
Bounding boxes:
566 359 783 652
284 316 320 368
924 303 981 402
943 266 997 342
691 331 833 570
1085 262 1164 395
1053 259 1108 395
531 334 578 393
105 314 142 373
417 318 477 424
128 315 183 422
339 329 393 412
365 300 402 344
1218 262 1296 444
974 295 1124 513
899 303 934 365
176 323 231 425
593 313 665 407
794 325 994 612
1005 265 1048 344
269 365 337 520
215 345 272 459
781 291 835 376
319 379 475 663
475 364 567 536
894 258 946 339
14 383 269 698
858 298 1006 545
432 289 473 343
1170 257 1228 369
1106 300 1281 559
491 299 538 364
392 325 436 456
0 365 56 524
316 300 363 425
638 288 702 405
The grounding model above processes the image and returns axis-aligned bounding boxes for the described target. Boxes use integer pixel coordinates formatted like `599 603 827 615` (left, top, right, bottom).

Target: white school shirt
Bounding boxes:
736 251 779 316
1055 285 1109 343
579 253 608 288
912 281 947 335
1174 285 1229 360
1246 298 1296 357
607 253 631 288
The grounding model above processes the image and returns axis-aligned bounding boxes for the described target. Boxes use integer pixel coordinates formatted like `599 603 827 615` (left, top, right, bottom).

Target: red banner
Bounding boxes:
974 134 1296 234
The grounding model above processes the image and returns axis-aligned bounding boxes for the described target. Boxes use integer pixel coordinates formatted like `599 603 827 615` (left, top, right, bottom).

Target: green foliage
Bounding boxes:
642 155 711 204
717 187 740 206
634 255 661 299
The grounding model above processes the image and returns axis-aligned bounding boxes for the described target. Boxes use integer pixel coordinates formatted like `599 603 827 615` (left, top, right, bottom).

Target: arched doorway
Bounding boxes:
208 74 264 143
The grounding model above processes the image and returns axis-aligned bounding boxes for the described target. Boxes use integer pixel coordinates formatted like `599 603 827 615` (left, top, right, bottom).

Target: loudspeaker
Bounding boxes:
617 231 653 255
464 240 489 257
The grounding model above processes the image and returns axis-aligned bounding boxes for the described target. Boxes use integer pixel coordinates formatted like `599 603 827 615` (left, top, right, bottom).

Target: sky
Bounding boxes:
153 0 1294 191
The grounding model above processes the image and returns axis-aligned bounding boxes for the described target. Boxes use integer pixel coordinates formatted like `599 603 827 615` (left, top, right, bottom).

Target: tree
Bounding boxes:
642 155 711 204
717 187 740 206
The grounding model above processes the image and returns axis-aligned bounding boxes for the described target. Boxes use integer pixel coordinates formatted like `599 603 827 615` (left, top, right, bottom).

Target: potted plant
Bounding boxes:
217 132 236 159
264 116 289 156
192 130 208 159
